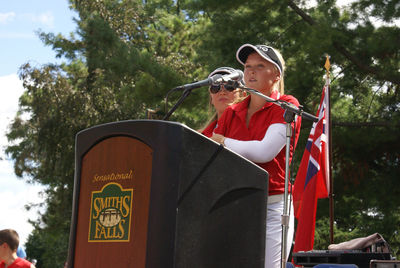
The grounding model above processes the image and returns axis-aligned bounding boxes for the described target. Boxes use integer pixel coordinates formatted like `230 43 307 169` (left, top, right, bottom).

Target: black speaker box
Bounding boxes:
293 250 391 268
370 260 400 268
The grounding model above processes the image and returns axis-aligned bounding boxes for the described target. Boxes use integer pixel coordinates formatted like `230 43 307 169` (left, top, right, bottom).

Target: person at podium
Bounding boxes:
210 44 302 268
200 67 246 137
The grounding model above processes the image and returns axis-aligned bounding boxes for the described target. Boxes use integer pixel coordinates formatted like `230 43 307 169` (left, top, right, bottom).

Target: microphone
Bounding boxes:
212 69 244 85
175 69 243 91
176 74 223 91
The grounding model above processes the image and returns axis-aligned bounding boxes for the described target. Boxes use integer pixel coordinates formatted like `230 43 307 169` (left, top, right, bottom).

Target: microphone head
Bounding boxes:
235 69 244 82
208 67 244 86
208 67 237 78
209 74 223 85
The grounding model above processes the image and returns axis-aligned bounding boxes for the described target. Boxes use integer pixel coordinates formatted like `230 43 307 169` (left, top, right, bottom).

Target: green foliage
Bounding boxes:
5 0 400 265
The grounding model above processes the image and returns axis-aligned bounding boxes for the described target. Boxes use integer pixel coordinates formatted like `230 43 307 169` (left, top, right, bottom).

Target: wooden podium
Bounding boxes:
67 120 269 267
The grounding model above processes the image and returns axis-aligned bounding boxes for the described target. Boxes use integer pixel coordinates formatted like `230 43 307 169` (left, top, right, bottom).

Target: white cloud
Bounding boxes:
0 11 55 40
0 187 45 246
21 12 55 28
36 12 55 28
0 74 24 113
0 74 45 246
0 11 54 28
0 74 24 155
0 161 45 246
0 32 35 39
0 12 16 24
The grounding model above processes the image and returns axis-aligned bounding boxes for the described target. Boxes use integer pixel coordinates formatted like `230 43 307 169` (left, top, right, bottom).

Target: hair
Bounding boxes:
272 48 285 95
0 229 20 251
197 89 247 133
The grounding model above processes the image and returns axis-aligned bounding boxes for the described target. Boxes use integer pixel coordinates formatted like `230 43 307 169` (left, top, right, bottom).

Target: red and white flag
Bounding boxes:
292 81 330 253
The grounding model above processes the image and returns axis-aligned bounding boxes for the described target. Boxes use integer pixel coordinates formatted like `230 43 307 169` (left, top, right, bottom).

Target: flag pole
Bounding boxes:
324 55 334 244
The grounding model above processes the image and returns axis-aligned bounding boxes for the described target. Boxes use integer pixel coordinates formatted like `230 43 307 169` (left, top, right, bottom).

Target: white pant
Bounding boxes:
265 198 294 268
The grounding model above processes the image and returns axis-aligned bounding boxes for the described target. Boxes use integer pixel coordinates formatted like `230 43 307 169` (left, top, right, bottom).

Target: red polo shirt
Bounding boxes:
201 120 217 138
0 258 33 268
214 91 302 196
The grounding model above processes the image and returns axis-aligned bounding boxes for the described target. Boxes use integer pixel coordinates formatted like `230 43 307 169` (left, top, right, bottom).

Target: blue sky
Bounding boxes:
0 0 77 76
0 0 77 248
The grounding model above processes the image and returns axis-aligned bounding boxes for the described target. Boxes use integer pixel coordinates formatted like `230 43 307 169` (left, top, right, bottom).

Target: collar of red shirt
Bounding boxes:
232 90 281 112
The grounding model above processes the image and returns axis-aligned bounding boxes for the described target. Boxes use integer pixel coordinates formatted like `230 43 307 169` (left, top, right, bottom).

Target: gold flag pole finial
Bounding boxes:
324 55 331 77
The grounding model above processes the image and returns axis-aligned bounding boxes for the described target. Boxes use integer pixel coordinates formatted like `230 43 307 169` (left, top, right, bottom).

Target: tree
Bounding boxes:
6 0 399 265
7 1 209 266
182 0 399 256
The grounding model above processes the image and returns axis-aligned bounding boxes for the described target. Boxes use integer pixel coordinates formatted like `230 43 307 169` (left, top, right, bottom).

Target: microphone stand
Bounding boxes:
162 86 190 121
163 75 225 121
237 84 317 268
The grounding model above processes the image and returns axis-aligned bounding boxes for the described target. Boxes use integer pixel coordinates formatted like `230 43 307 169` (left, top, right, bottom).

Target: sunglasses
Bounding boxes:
209 84 236 94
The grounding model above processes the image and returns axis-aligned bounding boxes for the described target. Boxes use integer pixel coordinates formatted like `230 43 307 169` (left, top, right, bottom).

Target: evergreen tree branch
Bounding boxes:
287 1 315 26
287 0 400 85
332 42 400 85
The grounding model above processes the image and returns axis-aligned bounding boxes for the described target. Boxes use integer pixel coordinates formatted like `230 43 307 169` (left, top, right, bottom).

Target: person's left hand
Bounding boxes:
211 133 225 145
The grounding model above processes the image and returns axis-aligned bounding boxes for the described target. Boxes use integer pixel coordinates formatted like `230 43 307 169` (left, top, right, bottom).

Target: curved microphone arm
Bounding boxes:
162 74 226 121
164 85 184 119
163 87 192 121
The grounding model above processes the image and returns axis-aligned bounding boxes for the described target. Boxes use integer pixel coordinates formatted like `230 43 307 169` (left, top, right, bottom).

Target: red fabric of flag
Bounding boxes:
293 84 330 253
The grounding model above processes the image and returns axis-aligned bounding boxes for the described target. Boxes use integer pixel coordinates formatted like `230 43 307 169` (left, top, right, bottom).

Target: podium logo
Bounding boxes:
88 182 133 242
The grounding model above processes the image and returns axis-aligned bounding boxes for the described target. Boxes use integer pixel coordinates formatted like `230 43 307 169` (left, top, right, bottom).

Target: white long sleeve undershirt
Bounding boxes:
223 123 286 163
